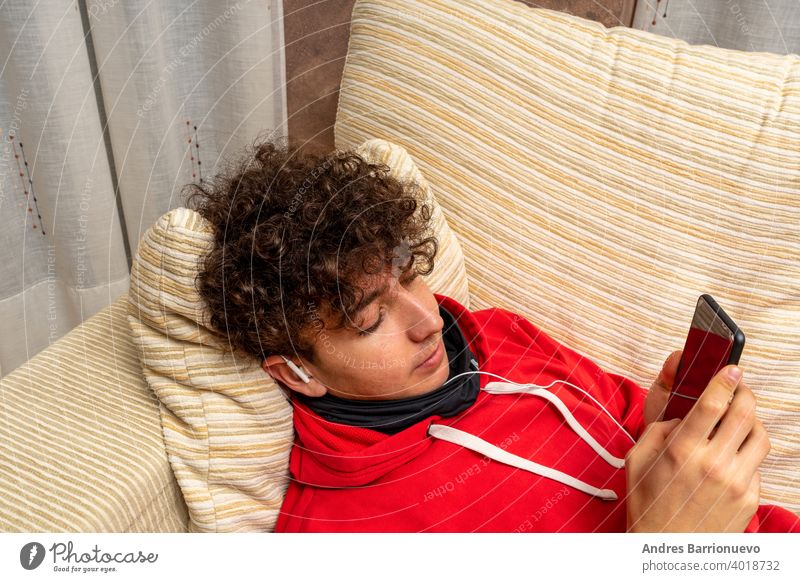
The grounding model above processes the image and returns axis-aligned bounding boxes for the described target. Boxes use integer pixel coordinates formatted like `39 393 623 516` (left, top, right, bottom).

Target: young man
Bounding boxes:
188 138 800 533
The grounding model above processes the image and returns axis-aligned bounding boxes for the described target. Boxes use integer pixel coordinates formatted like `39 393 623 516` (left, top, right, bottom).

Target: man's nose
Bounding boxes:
398 292 442 341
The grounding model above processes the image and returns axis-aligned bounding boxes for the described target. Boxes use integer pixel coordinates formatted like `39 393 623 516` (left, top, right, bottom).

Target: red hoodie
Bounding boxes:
275 293 800 533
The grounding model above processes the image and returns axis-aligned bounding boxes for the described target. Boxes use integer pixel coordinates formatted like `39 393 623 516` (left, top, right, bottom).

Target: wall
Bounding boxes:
283 0 636 153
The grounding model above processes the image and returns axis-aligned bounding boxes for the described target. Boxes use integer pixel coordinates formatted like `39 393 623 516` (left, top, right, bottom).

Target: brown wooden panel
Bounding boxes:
284 0 357 155
284 0 634 154
518 0 635 28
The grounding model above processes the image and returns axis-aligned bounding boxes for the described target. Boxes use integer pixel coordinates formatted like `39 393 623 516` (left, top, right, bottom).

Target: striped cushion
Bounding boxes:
335 0 800 511
357 139 470 306
0 295 188 532
128 208 294 533
126 139 469 532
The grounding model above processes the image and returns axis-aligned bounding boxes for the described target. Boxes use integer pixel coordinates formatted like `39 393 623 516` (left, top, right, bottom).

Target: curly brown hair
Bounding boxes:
184 136 438 365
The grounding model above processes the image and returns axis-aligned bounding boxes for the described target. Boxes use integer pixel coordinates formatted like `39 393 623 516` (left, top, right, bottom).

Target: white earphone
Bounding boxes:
281 355 311 384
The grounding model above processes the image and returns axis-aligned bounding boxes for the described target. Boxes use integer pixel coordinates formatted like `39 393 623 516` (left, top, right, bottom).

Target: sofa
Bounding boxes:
2 0 799 532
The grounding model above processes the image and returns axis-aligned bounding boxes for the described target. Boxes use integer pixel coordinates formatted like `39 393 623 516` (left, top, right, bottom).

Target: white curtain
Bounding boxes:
0 0 287 377
633 0 800 55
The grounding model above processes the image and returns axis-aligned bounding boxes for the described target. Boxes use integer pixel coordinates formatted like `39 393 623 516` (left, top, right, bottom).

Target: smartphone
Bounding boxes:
662 294 745 422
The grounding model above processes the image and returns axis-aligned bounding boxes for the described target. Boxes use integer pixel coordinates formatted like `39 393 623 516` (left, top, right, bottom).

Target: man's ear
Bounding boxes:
262 355 326 397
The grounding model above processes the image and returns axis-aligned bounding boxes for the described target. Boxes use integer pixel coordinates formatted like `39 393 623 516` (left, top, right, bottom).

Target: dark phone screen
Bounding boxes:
663 297 735 421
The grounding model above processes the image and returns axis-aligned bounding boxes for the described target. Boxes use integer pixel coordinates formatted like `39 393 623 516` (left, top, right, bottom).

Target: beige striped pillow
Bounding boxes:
335 0 800 512
126 139 469 532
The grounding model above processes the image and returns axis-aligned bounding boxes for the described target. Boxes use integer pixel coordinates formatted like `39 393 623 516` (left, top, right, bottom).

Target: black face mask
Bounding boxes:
294 303 480 434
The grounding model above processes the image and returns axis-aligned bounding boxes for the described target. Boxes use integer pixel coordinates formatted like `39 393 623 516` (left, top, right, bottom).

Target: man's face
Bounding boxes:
263 265 450 400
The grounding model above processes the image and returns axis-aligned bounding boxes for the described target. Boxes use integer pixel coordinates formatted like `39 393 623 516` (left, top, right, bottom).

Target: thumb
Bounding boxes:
654 349 683 393
644 350 683 424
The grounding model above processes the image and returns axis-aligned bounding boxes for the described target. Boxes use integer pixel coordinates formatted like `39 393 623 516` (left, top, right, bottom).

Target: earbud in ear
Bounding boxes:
281 355 311 384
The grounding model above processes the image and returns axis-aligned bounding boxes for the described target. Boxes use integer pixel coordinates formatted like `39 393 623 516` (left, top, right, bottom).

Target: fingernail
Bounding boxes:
727 366 742 382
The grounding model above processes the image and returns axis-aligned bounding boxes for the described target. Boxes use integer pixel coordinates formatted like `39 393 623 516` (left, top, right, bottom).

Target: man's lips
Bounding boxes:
416 337 443 369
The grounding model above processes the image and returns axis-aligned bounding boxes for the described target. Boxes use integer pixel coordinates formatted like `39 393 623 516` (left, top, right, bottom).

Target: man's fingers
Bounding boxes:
710 381 756 460
674 365 742 444
748 469 762 504
736 419 771 476
726 470 761 532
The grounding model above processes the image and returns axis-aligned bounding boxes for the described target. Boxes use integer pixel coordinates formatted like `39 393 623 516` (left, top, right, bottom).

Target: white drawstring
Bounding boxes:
428 368 637 501
482 381 626 468
428 424 619 501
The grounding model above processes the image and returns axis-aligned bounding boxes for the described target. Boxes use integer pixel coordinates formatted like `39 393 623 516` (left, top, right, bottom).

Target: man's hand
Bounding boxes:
644 350 683 426
625 365 770 532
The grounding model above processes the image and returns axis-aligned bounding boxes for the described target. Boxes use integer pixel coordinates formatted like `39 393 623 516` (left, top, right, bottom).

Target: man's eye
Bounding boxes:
357 310 385 336
355 272 417 337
